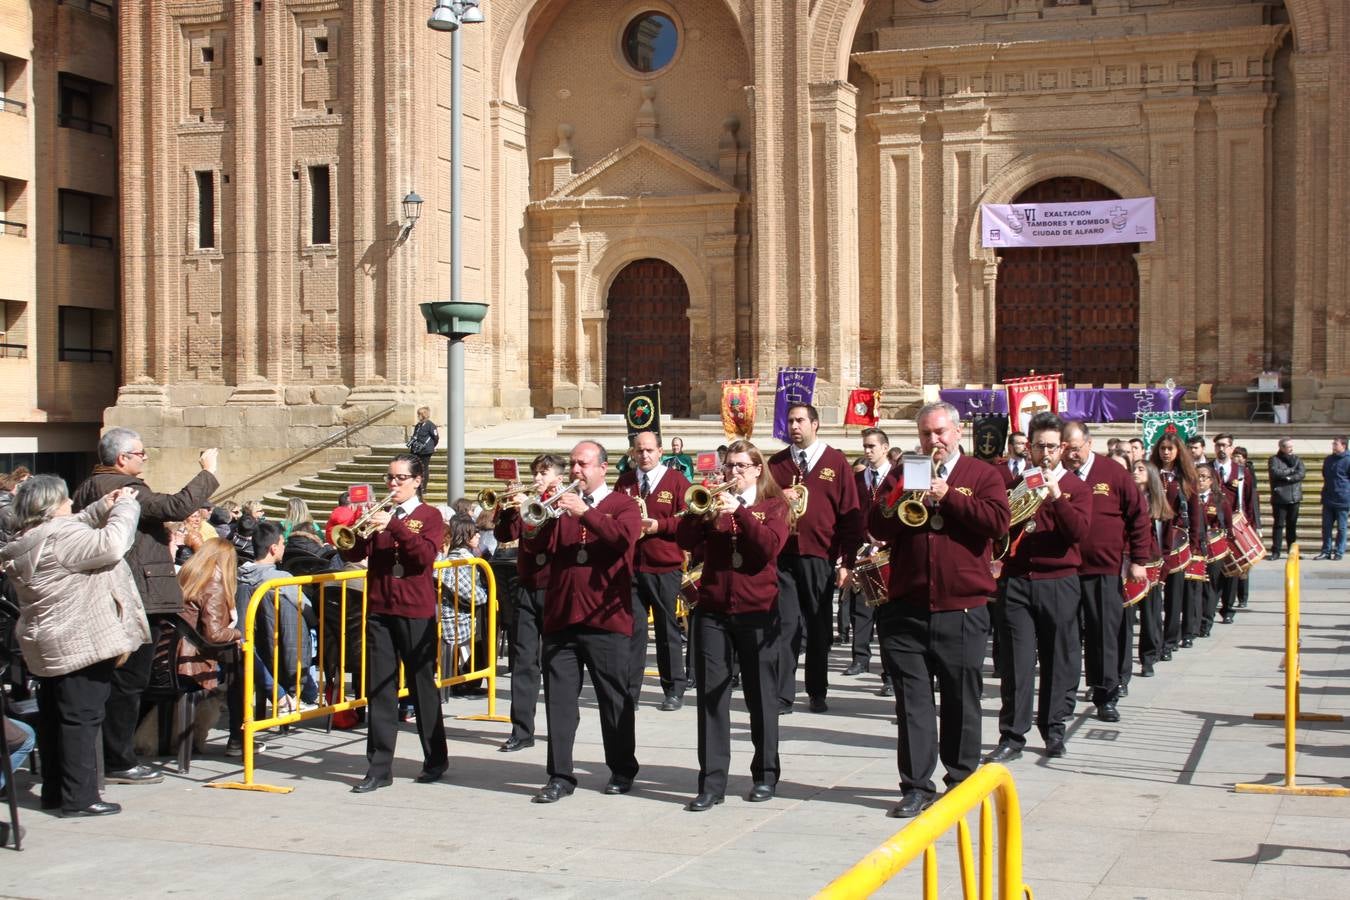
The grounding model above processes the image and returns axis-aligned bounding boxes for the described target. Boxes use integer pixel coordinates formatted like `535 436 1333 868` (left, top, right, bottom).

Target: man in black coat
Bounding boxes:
1267 438 1305 560
71 428 219 785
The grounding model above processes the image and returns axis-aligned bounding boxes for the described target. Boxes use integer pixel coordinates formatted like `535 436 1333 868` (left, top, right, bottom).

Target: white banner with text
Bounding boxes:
981 197 1156 248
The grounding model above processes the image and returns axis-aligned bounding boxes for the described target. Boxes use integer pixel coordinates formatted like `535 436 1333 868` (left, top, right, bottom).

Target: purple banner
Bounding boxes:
773 368 817 442
940 387 1185 424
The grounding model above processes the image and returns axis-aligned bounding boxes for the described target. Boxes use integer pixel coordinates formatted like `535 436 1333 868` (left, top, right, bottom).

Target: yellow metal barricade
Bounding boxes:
815 764 1033 900
207 557 505 794
1235 545 1349 797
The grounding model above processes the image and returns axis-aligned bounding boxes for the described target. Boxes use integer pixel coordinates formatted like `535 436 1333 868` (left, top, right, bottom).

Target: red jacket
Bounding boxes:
1003 470 1092 581
614 466 690 573
1160 471 1205 553
542 491 641 635
1199 490 1233 534
676 496 789 615
867 454 1010 612
1074 453 1153 576
769 444 863 566
1222 465 1259 527
339 502 446 618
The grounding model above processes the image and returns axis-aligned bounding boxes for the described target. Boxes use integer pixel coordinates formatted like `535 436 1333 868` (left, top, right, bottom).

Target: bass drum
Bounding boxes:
1222 512 1266 576
856 550 892 608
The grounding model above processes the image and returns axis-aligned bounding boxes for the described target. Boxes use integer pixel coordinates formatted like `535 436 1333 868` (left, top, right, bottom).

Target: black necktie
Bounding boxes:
393 507 406 520
937 464 948 480
737 495 747 506
640 473 650 498
1012 460 1020 476
1076 468 1084 479
867 469 876 491
797 450 808 474
583 493 595 508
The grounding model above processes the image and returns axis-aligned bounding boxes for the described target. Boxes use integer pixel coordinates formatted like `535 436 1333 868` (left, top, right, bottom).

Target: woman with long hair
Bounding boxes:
176 538 242 694
1132 460 1173 677
676 440 789 812
0 476 146 817
282 497 321 541
1149 434 1204 654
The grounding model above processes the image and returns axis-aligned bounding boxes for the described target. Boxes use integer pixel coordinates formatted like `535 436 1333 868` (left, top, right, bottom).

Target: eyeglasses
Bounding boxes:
123 450 149 459
1030 443 1061 452
384 473 414 483
725 462 758 471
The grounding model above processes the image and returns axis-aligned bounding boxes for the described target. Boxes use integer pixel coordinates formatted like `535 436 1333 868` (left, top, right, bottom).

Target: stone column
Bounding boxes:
231 0 257 389
936 108 988 385
704 233 739 411
873 111 925 392
1289 52 1329 418
489 100 533 414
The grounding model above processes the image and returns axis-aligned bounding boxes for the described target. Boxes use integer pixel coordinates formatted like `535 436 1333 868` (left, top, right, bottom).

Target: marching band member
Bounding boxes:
676 441 789 811
339 455 448 793
844 427 892 690
1061 421 1151 722
532 441 642 804
1149 434 1204 652
768 403 863 714
1195 464 1234 633
1222 443 1259 612
1133 461 1174 677
868 403 1009 818
615 430 691 710
986 413 1090 763
494 453 567 752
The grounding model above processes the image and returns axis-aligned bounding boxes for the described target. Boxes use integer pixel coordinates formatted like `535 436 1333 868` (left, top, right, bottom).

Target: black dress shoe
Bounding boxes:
604 777 634 795
1160 649 1173 661
499 736 535 752
415 768 446 784
1140 662 1155 677
686 792 724 812
878 680 894 698
1096 702 1120 723
746 783 775 803
105 765 163 785
843 661 868 676
1118 684 1129 698
1314 552 1332 560
531 778 575 804
982 742 1022 764
1181 638 1194 649
1269 552 1281 560
777 704 793 716
887 789 936 818
1044 738 1067 758
1335 553 1345 561
351 774 393 794
61 801 121 818
808 696 829 714
1221 613 1235 624
659 695 683 712
1237 600 1248 609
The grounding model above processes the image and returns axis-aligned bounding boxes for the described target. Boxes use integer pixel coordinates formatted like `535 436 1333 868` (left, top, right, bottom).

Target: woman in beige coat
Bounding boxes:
0 475 147 817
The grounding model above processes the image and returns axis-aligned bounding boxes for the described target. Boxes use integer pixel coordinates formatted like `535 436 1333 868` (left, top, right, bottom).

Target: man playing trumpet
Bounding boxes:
339 454 448 793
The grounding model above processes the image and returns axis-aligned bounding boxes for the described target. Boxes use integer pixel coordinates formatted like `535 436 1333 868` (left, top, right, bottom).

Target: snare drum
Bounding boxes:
1205 528 1231 564
1184 556 1210 582
1222 512 1266 576
1164 533 1192 576
1122 575 1151 607
1144 559 1164 585
855 549 892 608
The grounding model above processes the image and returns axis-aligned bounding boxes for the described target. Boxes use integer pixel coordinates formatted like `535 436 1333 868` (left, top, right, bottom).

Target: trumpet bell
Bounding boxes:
897 494 929 528
477 487 499 509
332 524 359 551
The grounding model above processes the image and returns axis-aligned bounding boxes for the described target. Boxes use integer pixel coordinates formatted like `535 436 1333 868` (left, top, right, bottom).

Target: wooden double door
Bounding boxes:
604 258 691 417
995 177 1140 385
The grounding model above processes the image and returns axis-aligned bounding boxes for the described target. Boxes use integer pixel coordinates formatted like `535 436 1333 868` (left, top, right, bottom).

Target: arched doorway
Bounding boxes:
605 258 691 417
995 177 1140 385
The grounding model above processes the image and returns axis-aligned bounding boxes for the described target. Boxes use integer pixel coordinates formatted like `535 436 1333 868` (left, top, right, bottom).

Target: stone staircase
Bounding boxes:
257 419 1337 531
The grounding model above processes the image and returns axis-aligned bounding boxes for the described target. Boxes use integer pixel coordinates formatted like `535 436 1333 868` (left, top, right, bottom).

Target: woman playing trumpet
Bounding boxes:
675 441 789 811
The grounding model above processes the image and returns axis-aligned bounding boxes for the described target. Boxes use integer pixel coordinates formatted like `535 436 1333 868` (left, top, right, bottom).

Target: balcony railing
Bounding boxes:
0 343 28 359
58 0 115 21
57 112 113 136
0 97 27 116
0 220 27 237
58 229 113 248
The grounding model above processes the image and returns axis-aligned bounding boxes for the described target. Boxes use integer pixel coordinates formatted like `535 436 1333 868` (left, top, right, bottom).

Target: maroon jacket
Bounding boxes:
542 490 641 635
1221 464 1259 527
867 453 1010 612
1160 470 1205 553
676 496 789 616
615 466 690 573
1003 470 1092 581
1074 453 1152 577
769 444 863 566
1199 490 1233 534
495 498 553 591
339 502 446 618
855 465 891 543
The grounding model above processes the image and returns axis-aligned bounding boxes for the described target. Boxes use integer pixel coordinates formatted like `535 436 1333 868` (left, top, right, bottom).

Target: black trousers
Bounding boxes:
1118 603 1136 688
1079 574 1123 706
628 570 685 703
542 626 638 786
1271 502 1299 554
996 575 1081 748
103 635 154 772
365 613 448 779
776 554 834 707
845 585 876 665
1200 562 1223 633
1181 577 1203 641
1162 570 1185 650
38 657 116 810
878 603 989 795
508 586 546 741
1137 585 1164 666
694 609 780 797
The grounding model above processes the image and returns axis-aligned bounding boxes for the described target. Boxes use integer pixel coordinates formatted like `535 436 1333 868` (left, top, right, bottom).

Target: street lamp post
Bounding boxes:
423 1 485 504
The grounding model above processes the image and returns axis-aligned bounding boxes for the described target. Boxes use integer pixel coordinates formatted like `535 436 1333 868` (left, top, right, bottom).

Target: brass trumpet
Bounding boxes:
888 447 942 527
684 480 738 517
786 481 809 529
332 491 399 551
521 480 583 528
478 483 529 511
992 464 1053 560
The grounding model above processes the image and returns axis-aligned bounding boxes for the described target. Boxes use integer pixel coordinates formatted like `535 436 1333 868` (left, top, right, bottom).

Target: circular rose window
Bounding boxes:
622 12 678 74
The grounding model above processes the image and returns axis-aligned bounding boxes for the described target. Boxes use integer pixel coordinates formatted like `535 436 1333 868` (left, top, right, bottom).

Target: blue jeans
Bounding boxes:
1321 506 1349 555
2 717 36 790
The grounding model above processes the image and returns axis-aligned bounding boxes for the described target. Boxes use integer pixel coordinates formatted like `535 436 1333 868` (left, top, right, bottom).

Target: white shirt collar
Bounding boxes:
869 461 891 483
939 447 962 477
396 496 422 518
737 484 758 506
586 483 611 505
1075 454 1095 479
793 440 827 473
637 462 667 487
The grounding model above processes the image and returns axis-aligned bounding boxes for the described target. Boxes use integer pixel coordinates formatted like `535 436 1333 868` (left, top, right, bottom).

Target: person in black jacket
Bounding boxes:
70 428 219 787
409 407 440 497
1316 436 1350 560
1267 438 1305 560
